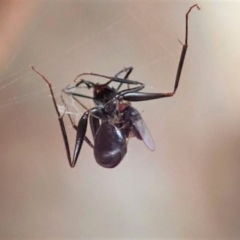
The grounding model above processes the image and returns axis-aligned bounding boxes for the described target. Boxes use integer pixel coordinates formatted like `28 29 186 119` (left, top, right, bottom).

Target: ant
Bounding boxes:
32 4 200 168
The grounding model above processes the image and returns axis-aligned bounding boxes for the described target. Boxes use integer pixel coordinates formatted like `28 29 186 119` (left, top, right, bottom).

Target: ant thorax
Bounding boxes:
108 101 132 131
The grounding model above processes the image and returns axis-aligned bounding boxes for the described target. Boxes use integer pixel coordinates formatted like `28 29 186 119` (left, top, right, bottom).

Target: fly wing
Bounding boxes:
133 116 155 151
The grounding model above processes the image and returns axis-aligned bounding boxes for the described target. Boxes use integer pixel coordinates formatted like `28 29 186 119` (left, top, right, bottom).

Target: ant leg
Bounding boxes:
115 67 133 91
61 94 94 148
89 115 100 140
72 111 89 165
65 79 95 91
73 72 142 87
120 4 200 102
72 71 146 97
99 67 134 90
66 68 133 100
32 66 90 167
63 79 96 100
63 88 94 100
114 67 133 79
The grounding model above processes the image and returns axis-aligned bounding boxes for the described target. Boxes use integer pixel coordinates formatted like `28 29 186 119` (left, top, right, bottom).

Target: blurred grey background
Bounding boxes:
0 0 240 238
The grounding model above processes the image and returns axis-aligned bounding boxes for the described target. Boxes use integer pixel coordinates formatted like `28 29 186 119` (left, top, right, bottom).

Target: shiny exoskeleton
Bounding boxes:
32 4 199 168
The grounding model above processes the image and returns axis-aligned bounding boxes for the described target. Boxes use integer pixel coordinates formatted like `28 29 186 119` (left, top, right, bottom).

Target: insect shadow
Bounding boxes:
32 4 200 168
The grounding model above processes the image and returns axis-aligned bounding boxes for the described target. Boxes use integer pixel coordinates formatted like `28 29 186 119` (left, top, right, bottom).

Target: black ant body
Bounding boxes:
32 4 200 168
